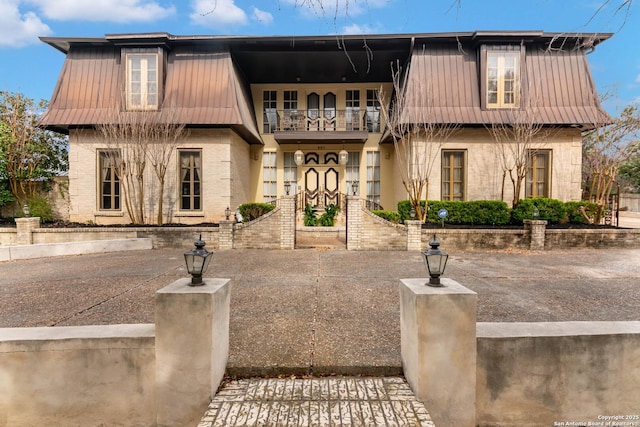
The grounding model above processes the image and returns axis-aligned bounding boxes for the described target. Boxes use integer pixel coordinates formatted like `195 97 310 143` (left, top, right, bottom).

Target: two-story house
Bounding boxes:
39 31 610 224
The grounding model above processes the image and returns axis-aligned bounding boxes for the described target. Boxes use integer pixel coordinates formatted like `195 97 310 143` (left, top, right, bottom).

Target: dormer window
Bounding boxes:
125 49 161 110
481 46 523 109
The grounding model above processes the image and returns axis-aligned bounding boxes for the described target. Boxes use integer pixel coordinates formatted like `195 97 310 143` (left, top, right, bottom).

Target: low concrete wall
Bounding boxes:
0 238 152 261
476 321 640 427
0 324 156 427
545 228 640 248
423 228 529 252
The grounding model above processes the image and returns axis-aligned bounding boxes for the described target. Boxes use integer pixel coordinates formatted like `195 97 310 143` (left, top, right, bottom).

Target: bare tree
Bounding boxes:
486 82 557 208
582 103 639 223
378 59 458 221
96 106 188 224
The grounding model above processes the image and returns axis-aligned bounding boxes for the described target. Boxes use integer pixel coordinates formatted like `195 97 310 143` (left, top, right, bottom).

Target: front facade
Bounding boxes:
39 31 610 224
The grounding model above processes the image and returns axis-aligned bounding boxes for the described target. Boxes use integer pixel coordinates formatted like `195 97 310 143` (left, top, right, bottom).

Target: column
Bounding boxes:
218 220 234 250
155 278 230 427
15 217 41 245
280 195 296 249
400 278 477 427
524 219 548 250
405 220 422 251
346 195 362 250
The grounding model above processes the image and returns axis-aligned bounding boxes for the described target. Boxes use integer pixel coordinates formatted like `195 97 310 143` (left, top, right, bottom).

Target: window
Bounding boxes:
346 90 360 131
99 151 120 210
346 152 360 195
126 52 158 110
442 150 466 201
263 152 277 203
484 49 521 109
366 151 380 206
526 150 551 198
180 151 201 210
263 91 277 133
283 152 298 195
284 91 297 111
366 89 381 132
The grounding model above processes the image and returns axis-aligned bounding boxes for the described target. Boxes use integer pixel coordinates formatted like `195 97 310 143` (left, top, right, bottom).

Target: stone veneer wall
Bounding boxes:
232 206 283 249
421 228 529 252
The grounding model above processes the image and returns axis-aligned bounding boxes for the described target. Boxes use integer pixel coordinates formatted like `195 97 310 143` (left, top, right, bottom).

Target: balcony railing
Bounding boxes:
264 109 381 134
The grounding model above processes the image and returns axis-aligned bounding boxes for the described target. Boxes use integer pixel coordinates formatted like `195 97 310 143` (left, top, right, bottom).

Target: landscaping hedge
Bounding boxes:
396 200 510 225
511 198 567 225
237 202 275 222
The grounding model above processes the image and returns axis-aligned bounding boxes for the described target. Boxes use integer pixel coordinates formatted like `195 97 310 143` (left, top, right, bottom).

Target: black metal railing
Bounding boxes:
264 109 381 133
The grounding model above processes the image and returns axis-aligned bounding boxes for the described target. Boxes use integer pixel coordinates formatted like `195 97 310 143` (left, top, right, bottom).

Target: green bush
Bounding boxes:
303 203 317 226
564 201 602 224
237 202 275 222
24 196 58 223
426 200 511 225
511 198 567 225
398 200 510 225
397 200 427 223
318 204 339 226
371 210 401 223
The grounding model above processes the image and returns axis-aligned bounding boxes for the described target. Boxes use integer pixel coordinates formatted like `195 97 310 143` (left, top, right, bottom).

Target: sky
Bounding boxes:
0 0 638 114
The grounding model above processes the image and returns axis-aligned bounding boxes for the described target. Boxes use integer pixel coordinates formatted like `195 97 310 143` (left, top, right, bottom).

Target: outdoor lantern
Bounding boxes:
351 181 359 196
422 234 449 287
22 203 30 218
410 207 416 220
184 235 213 286
225 206 231 220
294 149 304 166
339 149 349 165
285 181 291 195
533 208 539 218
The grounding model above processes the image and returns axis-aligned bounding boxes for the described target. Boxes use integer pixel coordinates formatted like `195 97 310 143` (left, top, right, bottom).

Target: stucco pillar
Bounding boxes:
524 219 548 250
400 278 477 427
346 195 362 250
279 196 296 249
15 217 41 245
218 220 234 250
155 278 230 427
405 220 422 251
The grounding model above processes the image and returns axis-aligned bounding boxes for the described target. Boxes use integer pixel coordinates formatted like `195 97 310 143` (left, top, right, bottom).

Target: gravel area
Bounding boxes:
1 247 638 374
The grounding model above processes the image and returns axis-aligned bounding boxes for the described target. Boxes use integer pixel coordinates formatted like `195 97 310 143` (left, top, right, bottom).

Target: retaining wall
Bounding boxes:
476 322 640 427
0 325 156 427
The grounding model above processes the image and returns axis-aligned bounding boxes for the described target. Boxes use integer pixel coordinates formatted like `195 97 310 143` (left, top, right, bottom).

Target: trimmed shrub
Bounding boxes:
237 202 275 222
511 198 567 225
397 200 510 225
564 201 602 224
397 200 427 223
426 200 511 225
371 210 401 224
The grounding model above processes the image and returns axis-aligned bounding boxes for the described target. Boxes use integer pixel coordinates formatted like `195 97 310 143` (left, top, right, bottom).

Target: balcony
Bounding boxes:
266 109 381 143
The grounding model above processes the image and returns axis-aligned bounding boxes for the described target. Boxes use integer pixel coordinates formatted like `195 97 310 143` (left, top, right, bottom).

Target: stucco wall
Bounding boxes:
0 325 156 427
476 322 640 427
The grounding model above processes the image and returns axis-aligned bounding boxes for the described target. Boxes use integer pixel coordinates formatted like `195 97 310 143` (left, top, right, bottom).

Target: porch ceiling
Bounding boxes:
273 130 368 144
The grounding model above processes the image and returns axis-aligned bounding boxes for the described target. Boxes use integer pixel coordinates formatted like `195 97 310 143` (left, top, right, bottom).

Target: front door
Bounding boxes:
304 166 339 208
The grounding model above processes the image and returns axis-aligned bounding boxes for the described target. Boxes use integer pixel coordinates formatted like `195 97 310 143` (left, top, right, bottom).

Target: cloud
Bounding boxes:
281 0 392 18
342 22 382 35
190 0 248 28
26 0 175 23
0 0 51 47
252 7 273 25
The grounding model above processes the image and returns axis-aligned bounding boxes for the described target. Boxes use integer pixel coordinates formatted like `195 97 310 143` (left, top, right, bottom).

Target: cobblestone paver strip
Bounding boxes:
198 376 435 427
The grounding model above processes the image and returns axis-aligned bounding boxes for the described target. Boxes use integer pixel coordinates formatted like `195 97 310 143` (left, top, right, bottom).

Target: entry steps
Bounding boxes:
198 376 435 426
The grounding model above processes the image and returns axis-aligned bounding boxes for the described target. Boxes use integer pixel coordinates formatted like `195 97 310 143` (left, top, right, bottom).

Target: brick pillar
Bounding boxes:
15 217 41 245
405 220 422 251
524 219 547 251
400 278 477 427
218 220 234 250
346 196 362 250
155 278 230 427
279 196 296 249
